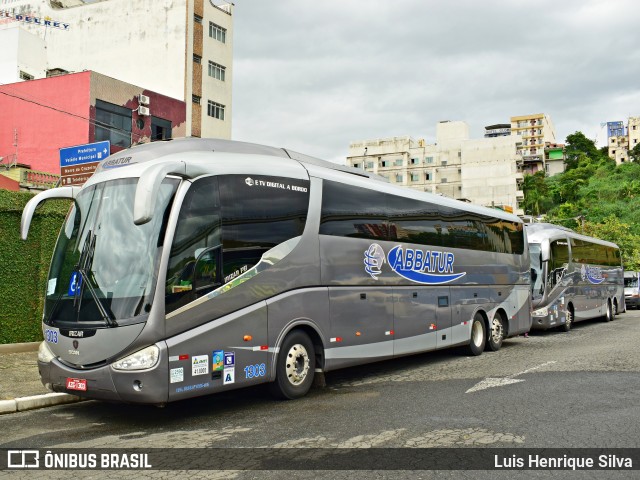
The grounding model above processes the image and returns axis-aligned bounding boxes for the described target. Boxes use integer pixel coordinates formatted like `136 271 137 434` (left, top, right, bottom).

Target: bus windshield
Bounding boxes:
529 243 544 300
44 177 178 327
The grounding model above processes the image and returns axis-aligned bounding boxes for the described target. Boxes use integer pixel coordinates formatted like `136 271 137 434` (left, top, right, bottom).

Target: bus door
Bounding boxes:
393 287 451 355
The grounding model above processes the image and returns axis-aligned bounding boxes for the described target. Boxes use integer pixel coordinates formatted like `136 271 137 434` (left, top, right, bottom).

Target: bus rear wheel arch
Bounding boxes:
270 329 316 400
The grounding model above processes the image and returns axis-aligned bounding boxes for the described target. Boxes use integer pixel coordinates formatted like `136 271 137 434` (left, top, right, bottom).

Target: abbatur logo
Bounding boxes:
581 264 604 284
365 244 466 284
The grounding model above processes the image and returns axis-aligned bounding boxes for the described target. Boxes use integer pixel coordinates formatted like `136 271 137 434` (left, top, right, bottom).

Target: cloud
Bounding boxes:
232 0 640 162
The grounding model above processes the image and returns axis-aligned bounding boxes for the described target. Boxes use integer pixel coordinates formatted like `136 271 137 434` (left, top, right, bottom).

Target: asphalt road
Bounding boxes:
2 309 640 479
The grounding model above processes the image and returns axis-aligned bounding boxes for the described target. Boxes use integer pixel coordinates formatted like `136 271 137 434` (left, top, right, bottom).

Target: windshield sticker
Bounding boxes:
192 355 209 376
47 278 57 296
365 243 466 285
67 272 82 296
581 264 604 284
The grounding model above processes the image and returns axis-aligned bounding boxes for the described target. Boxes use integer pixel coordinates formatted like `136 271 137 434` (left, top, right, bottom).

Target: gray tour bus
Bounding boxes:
21 138 531 405
526 223 624 331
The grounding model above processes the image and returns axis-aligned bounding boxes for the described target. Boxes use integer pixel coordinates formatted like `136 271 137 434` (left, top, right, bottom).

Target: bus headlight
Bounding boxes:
38 341 55 363
111 345 160 371
532 307 549 317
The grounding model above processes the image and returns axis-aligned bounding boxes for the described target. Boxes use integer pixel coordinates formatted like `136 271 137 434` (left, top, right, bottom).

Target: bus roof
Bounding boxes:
525 223 619 249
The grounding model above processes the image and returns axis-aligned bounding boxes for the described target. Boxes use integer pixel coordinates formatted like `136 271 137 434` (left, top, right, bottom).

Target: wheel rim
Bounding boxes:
491 317 503 344
472 320 483 346
285 343 310 386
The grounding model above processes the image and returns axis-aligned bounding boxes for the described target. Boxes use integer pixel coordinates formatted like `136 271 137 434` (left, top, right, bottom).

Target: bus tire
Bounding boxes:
604 300 613 322
562 308 573 332
270 330 315 400
467 314 486 356
486 313 504 352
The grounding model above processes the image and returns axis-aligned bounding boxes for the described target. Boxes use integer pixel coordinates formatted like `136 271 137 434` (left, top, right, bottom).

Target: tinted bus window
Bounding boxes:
219 175 309 280
320 181 388 240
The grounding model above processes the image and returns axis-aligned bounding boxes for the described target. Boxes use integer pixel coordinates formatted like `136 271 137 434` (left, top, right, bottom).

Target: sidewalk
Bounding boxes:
0 343 83 414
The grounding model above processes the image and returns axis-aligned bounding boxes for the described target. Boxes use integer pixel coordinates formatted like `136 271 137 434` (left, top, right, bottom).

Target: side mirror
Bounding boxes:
21 186 80 240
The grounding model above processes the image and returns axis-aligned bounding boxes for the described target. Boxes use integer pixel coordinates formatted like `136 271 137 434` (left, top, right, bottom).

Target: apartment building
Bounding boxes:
510 113 557 174
608 117 640 164
347 121 526 215
0 0 233 139
348 121 468 199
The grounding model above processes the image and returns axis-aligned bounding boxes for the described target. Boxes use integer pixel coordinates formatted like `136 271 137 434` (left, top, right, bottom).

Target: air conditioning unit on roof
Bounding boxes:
137 105 150 116
138 94 150 105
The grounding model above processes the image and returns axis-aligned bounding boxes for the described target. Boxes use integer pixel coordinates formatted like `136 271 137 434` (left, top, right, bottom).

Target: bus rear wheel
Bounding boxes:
486 313 504 352
270 330 315 400
467 314 486 356
562 308 573 332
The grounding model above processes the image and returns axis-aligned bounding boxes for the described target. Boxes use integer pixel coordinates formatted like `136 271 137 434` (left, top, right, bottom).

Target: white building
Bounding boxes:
0 0 233 139
347 121 525 215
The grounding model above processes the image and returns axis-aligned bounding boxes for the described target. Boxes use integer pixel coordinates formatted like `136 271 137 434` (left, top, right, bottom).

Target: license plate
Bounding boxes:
66 378 87 391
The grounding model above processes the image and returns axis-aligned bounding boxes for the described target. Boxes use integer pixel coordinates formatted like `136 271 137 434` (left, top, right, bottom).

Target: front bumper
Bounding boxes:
38 355 169 405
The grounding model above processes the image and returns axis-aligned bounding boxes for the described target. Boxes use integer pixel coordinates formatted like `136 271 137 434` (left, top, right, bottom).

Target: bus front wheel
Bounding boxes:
270 330 315 400
467 314 486 356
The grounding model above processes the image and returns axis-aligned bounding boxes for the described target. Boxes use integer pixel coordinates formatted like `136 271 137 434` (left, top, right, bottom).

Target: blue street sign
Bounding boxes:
60 141 111 167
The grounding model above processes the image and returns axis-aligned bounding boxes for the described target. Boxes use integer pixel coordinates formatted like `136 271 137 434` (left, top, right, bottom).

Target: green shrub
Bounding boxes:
0 190 70 344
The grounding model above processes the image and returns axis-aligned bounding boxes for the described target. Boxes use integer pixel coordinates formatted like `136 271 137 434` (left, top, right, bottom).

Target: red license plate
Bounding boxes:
66 378 87 391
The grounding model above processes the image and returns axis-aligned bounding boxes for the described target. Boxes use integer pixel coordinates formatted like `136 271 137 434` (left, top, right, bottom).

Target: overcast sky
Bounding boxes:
230 0 640 163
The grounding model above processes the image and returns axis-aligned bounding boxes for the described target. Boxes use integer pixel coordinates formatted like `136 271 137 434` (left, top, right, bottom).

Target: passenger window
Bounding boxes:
320 181 388 240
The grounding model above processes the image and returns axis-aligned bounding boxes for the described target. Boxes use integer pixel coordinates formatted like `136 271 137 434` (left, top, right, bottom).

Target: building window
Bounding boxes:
410 158 419 165
193 54 202 64
395 174 403 183
394 159 403 166
441 178 447 183
425 173 431 181
192 95 201 104
207 100 225 120
95 99 132 148
380 160 389 168
19 71 33 81
425 157 434 164
366 161 374 169
441 160 448 166
151 116 172 141
353 163 360 168
208 61 226 81
209 22 227 43
194 14 203 24
411 173 420 182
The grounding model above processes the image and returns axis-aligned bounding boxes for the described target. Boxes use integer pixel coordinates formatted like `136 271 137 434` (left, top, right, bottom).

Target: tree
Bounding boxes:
582 215 640 270
630 143 640 163
564 131 601 170
522 171 549 216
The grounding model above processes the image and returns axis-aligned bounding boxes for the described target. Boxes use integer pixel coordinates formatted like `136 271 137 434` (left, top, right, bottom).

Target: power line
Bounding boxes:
0 86 146 141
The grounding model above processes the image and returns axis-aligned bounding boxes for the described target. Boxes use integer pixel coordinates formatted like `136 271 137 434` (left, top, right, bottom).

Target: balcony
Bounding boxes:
516 190 525 200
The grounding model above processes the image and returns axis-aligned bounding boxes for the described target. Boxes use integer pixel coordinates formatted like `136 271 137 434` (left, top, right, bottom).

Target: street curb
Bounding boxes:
0 393 84 415
0 342 40 353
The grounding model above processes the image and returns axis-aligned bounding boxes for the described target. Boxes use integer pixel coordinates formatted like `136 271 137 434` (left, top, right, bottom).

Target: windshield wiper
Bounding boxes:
74 231 117 327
